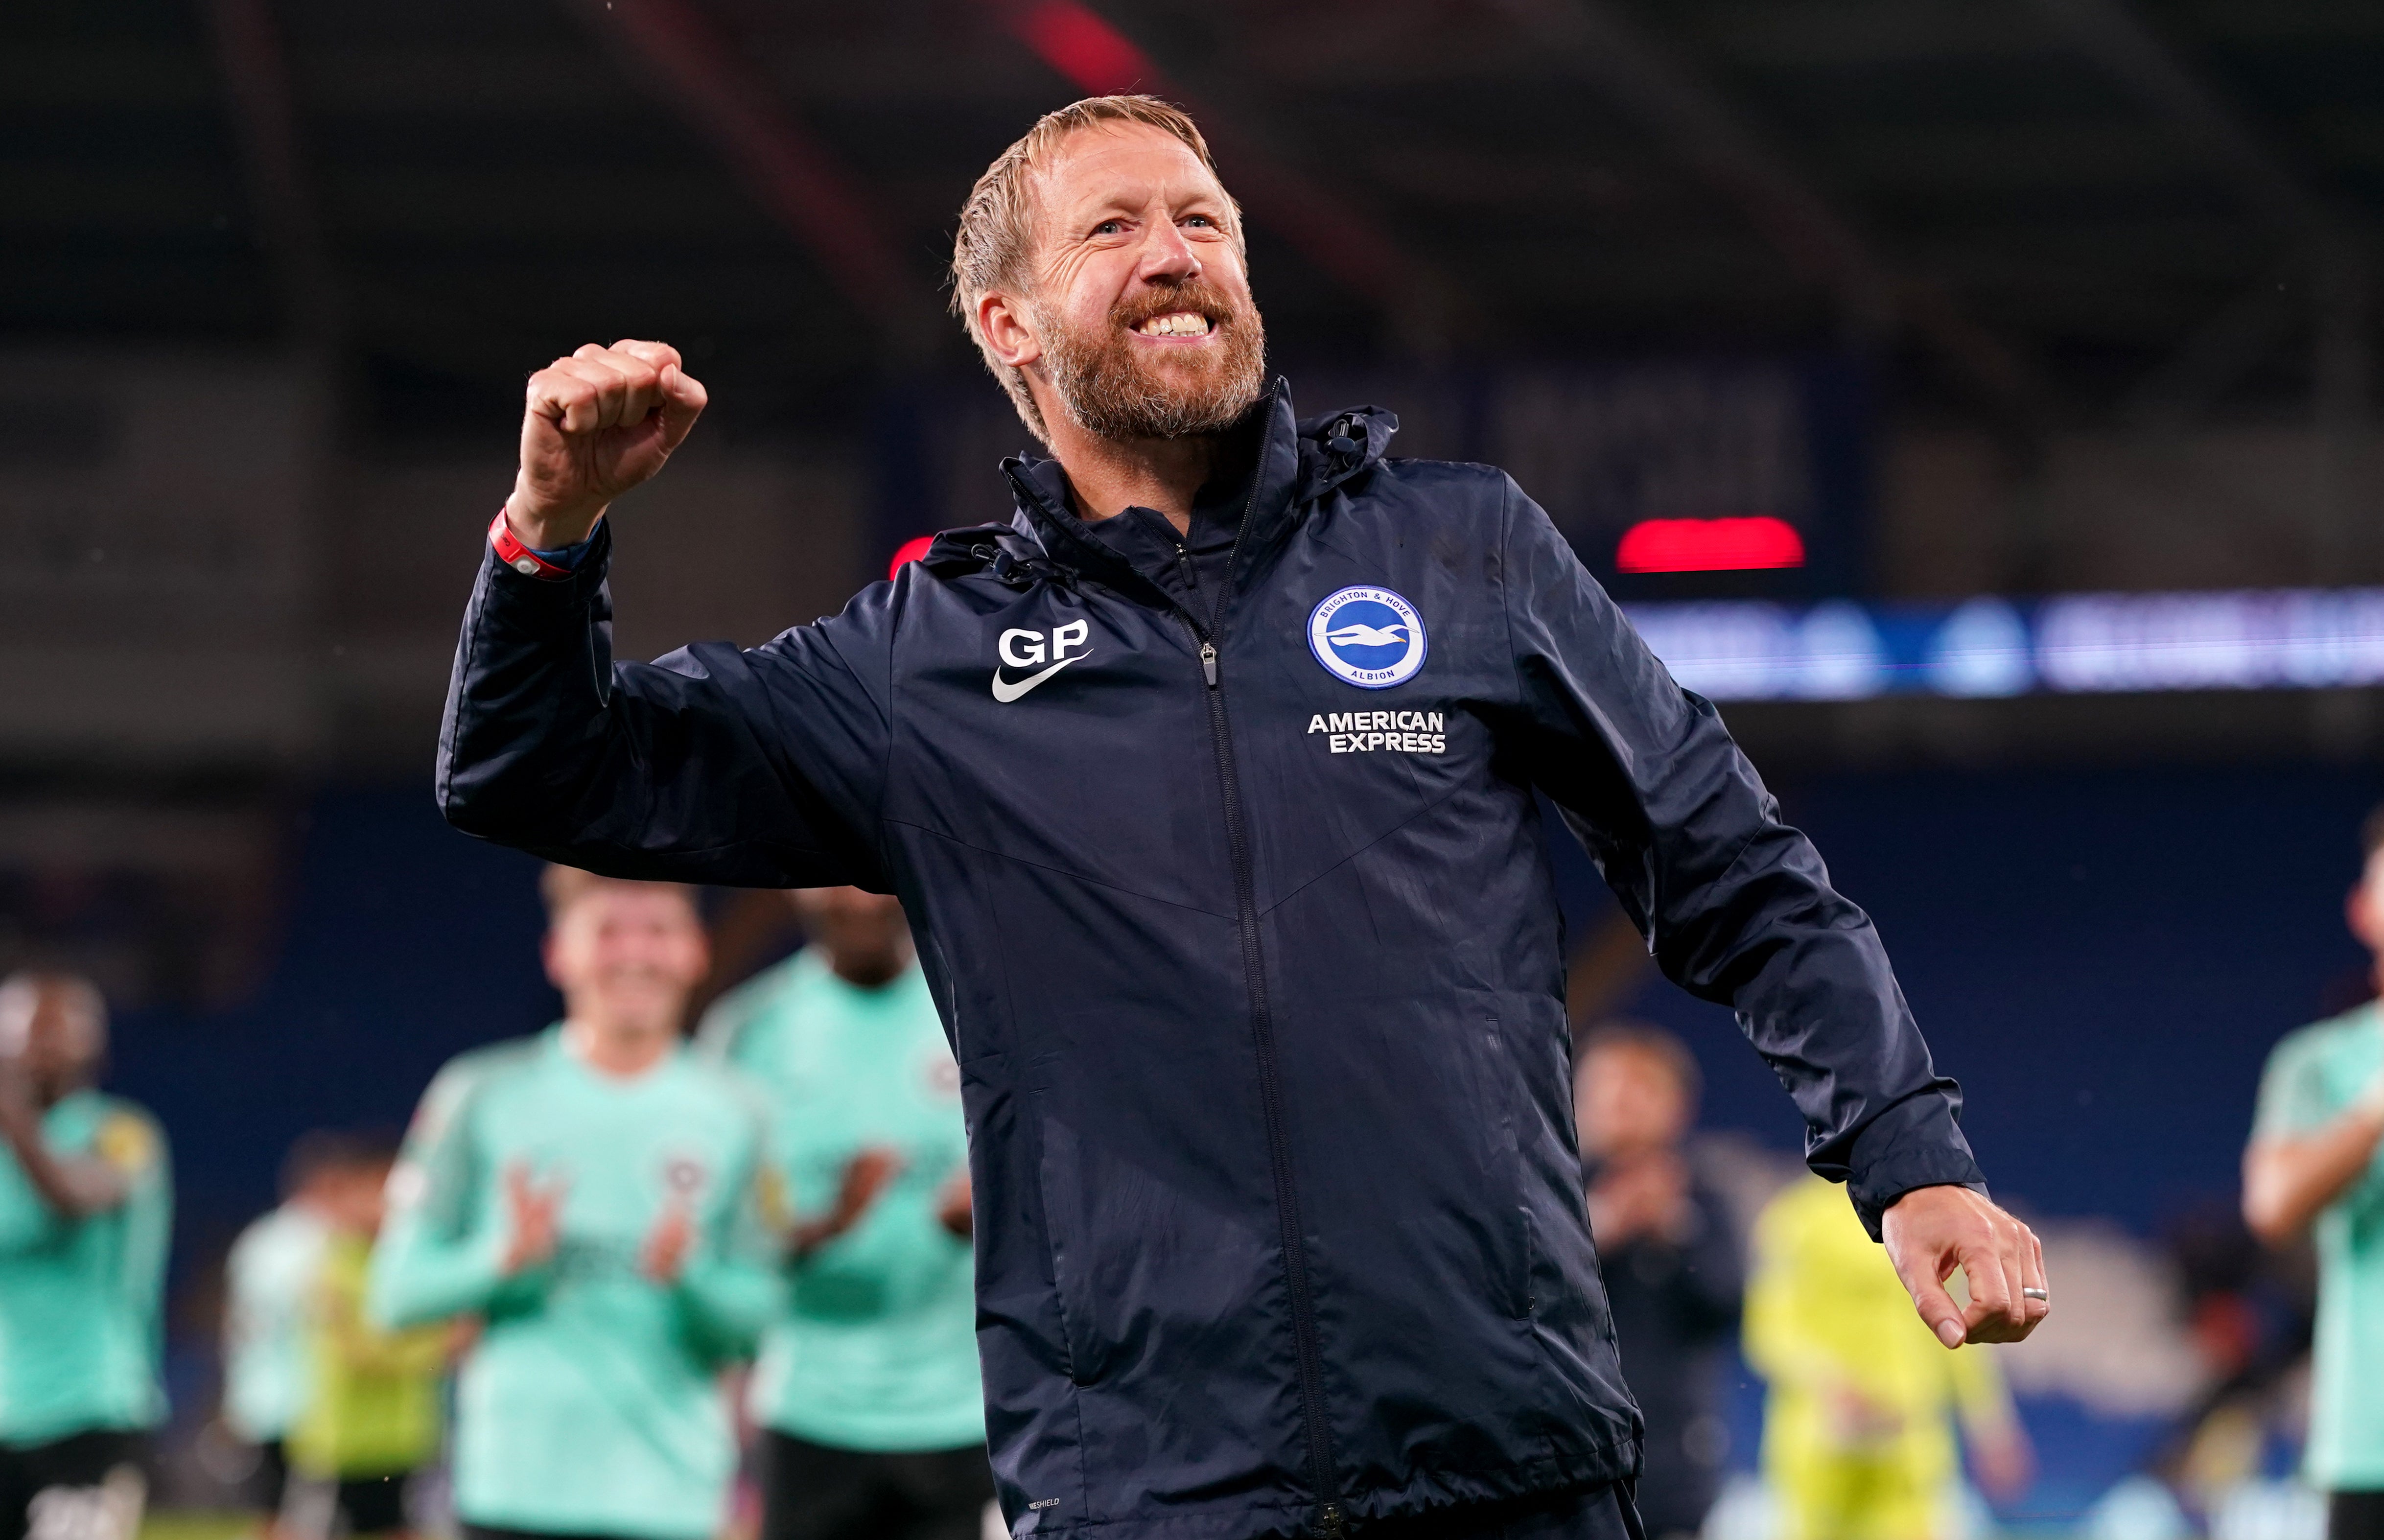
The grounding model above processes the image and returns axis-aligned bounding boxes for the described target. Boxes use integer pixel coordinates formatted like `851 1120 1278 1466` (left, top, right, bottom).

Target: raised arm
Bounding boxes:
660 1123 786 1356
2244 1106 2384 1243
0 1077 127 1222
2244 1040 2384 1245
1494 478 2046 1347
437 340 893 888
369 1067 549 1330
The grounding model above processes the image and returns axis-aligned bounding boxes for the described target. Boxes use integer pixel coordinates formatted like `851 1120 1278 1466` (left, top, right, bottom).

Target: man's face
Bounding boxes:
1574 1044 1691 1161
325 1161 393 1236
0 979 103 1102
792 886 913 988
544 886 708 1033
997 122 1267 441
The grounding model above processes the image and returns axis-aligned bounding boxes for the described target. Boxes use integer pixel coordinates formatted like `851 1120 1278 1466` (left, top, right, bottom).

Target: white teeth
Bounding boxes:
1139 312 1211 336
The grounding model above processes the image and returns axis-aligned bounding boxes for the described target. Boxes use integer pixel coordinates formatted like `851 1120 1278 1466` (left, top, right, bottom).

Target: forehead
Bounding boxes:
562 886 699 930
21 981 99 1027
22 986 102 1055
1581 1041 1680 1084
1029 122 1226 224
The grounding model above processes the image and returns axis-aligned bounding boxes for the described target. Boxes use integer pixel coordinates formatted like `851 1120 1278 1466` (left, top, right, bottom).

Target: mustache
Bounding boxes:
1111 280 1243 330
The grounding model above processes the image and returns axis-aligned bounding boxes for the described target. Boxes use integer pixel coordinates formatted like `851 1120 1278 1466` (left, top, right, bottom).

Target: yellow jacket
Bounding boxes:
287 1233 451 1480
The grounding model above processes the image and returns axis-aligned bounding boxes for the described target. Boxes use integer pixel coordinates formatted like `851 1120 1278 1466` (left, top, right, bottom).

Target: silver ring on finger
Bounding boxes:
2022 1287 2049 1302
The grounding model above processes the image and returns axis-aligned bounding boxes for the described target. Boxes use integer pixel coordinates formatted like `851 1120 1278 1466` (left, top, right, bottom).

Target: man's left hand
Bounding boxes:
1881 1185 2048 1348
640 1199 694 1285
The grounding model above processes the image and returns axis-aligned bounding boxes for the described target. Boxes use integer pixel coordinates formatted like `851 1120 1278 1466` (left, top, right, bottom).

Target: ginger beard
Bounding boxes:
1031 278 1267 443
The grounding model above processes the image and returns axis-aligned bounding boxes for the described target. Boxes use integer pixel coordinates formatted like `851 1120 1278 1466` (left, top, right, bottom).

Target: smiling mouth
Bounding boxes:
1134 311 1215 338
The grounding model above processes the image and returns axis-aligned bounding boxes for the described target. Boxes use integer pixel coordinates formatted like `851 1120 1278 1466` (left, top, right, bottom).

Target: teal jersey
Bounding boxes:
0 1091 172 1446
368 1027 780 1540
222 1203 330 1443
2254 1002 2384 1488
701 950 984 1452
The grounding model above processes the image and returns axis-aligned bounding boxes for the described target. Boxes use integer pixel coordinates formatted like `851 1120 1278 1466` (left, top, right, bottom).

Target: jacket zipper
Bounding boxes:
1173 515 1345 1538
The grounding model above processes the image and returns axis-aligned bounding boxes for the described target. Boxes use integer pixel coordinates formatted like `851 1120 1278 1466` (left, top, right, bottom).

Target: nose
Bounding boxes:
1137 218 1201 285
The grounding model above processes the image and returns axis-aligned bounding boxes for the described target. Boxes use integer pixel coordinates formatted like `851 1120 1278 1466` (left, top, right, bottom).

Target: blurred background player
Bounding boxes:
2243 805 2384 1540
280 1131 451 1540
222 1132 374 1528
1573 1025 1740 1540
700 887 988 1540
0 972 172 1540
1744 1173 2031 1540
368 870 779 1540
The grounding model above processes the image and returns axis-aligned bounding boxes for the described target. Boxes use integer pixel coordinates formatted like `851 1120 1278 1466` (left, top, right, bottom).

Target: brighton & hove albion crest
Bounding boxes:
1308 586 1427 689
662 1155 708 1198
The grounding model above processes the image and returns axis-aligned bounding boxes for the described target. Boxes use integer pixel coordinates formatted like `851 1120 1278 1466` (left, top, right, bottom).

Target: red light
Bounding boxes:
1013 0 1152 93
888 535 935 579
1615 517 1806 574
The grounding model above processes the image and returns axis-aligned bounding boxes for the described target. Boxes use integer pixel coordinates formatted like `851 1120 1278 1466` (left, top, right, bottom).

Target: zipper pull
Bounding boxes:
1199 641 1218 687
1315 1503 1347 1539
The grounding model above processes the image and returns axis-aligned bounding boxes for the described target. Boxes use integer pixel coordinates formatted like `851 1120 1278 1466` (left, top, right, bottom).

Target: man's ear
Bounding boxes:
977 290 1043 371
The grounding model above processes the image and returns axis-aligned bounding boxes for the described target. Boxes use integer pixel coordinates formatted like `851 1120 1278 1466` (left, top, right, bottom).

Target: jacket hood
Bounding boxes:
1291 394 1401 503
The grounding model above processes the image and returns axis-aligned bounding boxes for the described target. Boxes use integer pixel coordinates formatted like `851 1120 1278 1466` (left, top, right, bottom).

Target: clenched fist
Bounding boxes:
503 340 708 550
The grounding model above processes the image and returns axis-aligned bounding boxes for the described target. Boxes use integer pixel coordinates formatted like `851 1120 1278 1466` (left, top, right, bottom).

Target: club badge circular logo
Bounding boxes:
662 1155 708 1196
1308 586 1427 689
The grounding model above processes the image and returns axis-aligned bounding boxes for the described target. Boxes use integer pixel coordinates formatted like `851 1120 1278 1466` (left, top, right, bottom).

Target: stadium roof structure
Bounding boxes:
9 0 2384 442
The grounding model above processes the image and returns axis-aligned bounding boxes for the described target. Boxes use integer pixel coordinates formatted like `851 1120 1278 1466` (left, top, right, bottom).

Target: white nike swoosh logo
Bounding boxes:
990 653 1088 703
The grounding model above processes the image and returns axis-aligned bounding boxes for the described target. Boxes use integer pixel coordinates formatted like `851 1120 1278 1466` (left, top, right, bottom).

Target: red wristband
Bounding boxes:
489 508 573 580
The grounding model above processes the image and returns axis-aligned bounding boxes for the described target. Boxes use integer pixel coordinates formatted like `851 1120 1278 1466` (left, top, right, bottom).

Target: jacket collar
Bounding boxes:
998 377 1399 613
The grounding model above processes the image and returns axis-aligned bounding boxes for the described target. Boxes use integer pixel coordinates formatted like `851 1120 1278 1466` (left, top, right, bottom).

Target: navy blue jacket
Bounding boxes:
438 381 1984 1540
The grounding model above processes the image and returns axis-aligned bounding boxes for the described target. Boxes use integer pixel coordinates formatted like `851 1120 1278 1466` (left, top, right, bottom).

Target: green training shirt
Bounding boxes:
701 950 985 1453
2254 1001 2384 1489
0 1091 172 1447
223 1202 330 1444
368 1027 779 1540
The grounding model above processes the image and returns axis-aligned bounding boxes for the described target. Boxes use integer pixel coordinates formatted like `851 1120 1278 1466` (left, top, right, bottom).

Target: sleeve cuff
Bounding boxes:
1839 1088 1988 1240
482 517 614 605
489 508 605 579
529 530 600 568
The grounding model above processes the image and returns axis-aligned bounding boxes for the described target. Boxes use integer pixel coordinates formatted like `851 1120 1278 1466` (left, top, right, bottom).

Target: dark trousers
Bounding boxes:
1250 1483 1644 1540
250 1440 290 1514
2334 1490 2384 1540
1370 1486 1642 1540
284 1469 416 1538
0 1431 145 1540
760 1430 994 1540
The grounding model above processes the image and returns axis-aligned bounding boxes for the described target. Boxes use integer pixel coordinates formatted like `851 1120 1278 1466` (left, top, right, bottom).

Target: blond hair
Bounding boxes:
538 864 697 925
950 95 1243 442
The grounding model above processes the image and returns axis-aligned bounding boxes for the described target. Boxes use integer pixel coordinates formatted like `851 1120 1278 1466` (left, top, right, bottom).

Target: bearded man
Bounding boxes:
438 95 2047 1540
